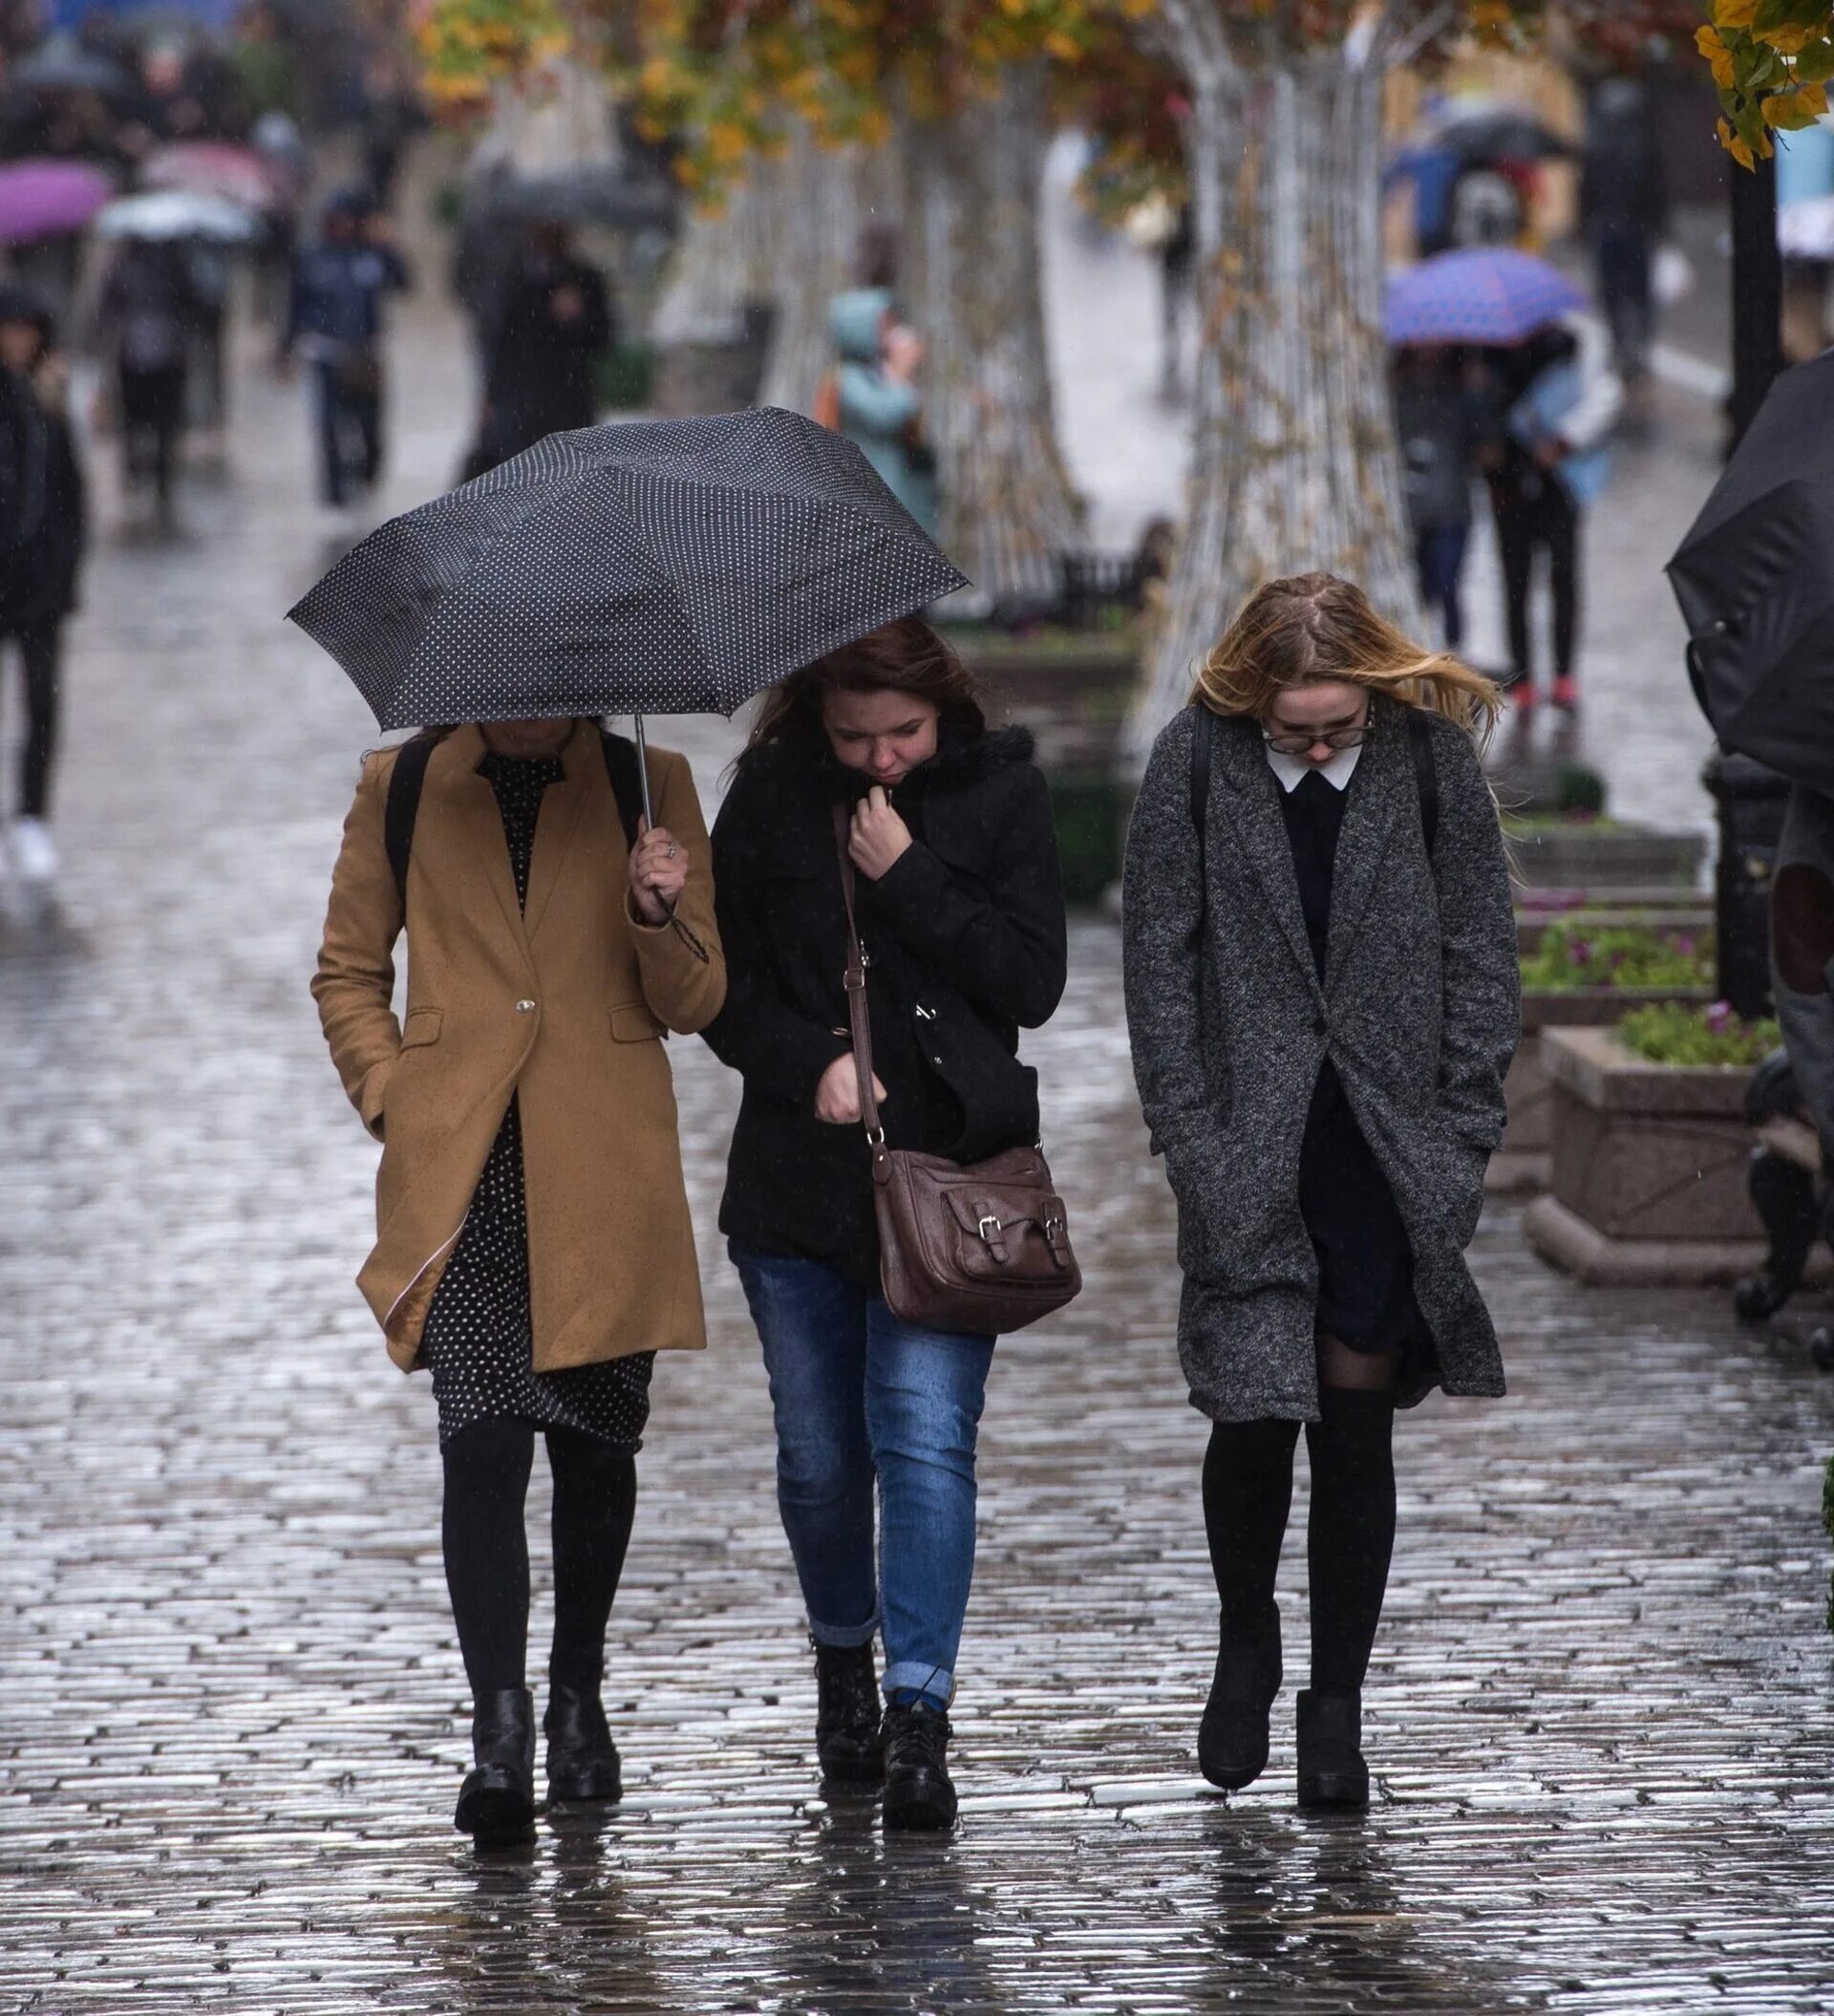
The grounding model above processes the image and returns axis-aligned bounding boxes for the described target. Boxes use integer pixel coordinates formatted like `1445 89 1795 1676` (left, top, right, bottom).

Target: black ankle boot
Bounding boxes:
1199 1605 1282 1791
544 1683 622 1803
882 1702 955 1831
454 1686 537 1844
1295 1687 1369 1810
814 1640 885 1785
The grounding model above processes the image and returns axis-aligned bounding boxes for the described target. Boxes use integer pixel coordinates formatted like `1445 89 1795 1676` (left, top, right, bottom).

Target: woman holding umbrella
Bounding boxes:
701 617 1067 1832
294 407 971 1844
311 719 725 1844
1123 573 1517 1809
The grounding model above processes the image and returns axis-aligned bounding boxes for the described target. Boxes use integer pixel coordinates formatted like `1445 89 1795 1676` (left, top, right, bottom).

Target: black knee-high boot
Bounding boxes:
1298 1388 1397 1809
544 1427 637 1802
1199 1419 1300 1789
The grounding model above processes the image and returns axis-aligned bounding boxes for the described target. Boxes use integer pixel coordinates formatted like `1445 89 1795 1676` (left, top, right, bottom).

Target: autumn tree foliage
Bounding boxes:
1693 0 1834 165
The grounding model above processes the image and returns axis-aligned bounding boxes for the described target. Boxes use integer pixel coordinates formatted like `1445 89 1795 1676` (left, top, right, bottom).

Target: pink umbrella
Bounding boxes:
0 159 114 246
141 141 280 213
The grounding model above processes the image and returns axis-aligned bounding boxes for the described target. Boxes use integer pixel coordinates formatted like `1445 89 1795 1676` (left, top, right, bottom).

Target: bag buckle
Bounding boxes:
977 1214 1002 1239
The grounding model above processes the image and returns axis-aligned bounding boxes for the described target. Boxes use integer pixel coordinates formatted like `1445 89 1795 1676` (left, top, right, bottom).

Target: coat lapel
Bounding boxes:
1211 716 1320 996
1324 698 1405 995
424 725 527 954
523 721 596 946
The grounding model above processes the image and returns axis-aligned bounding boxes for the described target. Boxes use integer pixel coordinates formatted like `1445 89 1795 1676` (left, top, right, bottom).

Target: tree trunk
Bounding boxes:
905 68 1083 607
1128 41 1418 766
650 169 779 348
757 132 891 415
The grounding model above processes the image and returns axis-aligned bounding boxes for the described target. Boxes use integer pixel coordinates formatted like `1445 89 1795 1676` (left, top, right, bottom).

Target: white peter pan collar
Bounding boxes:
1265 739 1363 794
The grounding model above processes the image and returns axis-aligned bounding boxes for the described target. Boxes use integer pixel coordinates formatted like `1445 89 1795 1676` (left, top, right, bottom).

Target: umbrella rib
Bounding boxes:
402 458 716 705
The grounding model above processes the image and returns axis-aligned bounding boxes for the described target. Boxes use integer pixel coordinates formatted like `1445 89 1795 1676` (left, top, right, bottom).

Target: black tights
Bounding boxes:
1202 1381 1397 1696
440 1419 639 1699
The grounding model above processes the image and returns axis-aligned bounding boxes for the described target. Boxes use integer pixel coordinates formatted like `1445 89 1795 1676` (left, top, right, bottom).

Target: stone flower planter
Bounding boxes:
1489 986 1716 1196
1515 905 1714 955
1505 821 1707 905
952 631 1141 905
1522 1025 1802 1285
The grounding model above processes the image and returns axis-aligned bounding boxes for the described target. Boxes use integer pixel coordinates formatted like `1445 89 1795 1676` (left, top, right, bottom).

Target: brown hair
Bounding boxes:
1191 572 1501 748
744 615 986 754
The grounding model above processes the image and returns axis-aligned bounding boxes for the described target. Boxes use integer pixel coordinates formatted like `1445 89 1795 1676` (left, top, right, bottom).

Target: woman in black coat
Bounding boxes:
0 286 85 890
703 617 1066 1831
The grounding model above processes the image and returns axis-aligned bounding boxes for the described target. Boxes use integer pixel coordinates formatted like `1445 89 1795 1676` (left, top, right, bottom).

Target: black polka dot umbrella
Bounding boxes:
287 406 970 809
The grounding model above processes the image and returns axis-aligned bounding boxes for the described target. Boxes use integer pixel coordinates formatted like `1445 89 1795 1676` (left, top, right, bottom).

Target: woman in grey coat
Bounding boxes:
1123 572 1518 1809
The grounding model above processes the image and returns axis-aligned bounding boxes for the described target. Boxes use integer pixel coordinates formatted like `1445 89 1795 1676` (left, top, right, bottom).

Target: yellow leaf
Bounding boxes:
1718 114 1756 170
1763 24 1815 55
1714 0 1757 26
1696 24 1738 92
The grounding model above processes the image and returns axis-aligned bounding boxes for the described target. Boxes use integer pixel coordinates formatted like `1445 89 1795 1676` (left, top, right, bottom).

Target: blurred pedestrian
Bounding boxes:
1123 572 1517 1811
0 285 84 890
1476 314 1623 712
279 192 411 516
477 220 612 470
356 53 422 215
1392 344 1481 652
702 619 1067 1831
92 235 203 520
823 289 937 537
311 716 725 1845
1580 77 1668 384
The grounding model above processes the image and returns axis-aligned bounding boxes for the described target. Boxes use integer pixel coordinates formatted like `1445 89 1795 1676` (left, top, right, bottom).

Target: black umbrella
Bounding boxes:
1438 111 1572 165
1668 350 1834 789
287 407 969 819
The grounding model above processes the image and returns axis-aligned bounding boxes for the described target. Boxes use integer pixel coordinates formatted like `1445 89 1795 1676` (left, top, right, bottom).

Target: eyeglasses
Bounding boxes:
1262 724 1369 757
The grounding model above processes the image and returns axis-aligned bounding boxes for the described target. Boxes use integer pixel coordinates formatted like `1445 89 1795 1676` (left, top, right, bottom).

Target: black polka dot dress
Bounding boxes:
418 751 655 1450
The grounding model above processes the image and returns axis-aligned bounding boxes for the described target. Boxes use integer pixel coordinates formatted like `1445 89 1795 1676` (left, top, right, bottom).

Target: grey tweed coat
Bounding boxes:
1122 695 1520 1423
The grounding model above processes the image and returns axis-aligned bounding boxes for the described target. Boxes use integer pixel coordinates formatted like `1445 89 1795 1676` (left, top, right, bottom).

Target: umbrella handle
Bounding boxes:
1684 635 1717 728
632 713 655 829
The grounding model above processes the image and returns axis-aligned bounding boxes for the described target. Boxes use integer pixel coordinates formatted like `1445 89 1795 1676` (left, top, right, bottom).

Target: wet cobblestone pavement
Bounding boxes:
3 259 1833 2014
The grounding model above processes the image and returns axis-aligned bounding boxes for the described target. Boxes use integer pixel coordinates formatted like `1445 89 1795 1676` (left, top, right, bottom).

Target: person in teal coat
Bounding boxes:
827 288 938 535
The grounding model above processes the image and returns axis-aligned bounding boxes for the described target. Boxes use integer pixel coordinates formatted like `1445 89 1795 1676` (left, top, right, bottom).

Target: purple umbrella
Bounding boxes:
1385 247 1586 347
0 159 114 247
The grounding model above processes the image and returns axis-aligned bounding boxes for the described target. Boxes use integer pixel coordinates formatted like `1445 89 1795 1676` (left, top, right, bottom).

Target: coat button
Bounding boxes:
515 998 536 1014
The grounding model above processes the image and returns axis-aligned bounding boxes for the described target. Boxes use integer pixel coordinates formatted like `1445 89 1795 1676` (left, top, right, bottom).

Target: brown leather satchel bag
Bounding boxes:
833 806 1081 1337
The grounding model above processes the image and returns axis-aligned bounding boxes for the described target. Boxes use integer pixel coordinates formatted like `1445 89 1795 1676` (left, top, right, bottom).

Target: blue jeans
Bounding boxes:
731 1246 995 1708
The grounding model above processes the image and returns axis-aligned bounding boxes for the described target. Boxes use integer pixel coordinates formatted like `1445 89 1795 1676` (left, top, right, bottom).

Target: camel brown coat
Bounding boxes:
311 722 726 1373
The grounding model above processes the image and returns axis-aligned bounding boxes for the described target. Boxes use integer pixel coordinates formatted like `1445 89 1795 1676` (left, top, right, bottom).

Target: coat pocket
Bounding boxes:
400 1006 443 1049
609 1001 664 1042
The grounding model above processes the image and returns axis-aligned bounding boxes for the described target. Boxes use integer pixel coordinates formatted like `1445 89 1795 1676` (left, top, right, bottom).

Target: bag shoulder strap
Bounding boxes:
597 726 643 855
832 803 886 1149
1407 706 1439 861
383 731 444 906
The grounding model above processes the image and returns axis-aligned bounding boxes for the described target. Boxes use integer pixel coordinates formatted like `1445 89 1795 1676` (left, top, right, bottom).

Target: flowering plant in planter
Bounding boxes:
1519 922 1714 993
1617 1000 1781 1069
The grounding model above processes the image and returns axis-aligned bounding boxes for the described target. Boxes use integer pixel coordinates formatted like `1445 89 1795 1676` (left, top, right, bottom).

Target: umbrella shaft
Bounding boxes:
632 714 654 829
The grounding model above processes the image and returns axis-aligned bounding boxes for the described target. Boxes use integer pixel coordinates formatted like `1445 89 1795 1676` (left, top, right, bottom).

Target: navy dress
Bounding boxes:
417 752 655 1448
1281 767 1420 1355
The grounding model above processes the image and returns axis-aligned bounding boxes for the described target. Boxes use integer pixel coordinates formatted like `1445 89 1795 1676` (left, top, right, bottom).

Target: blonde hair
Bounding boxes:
1190 572 1501 751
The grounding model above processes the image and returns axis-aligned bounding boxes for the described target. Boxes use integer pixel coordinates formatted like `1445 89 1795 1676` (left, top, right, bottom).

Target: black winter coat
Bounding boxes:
703 722 1067 1287
483 254 613 458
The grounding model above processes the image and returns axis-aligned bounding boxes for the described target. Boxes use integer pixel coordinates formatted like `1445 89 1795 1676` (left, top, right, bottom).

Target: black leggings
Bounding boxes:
441 1418 639 1699
10 622 59 818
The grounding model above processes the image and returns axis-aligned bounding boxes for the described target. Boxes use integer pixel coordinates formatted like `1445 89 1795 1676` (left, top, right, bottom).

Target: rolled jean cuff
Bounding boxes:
808 1610 879 1651
883 1659 955 1706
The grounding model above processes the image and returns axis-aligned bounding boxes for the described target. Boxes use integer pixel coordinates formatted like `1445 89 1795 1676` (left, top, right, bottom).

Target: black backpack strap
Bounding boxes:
598 726 643 855
1408 707 1439 863
383 732 442 908
1189 701 1214 889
